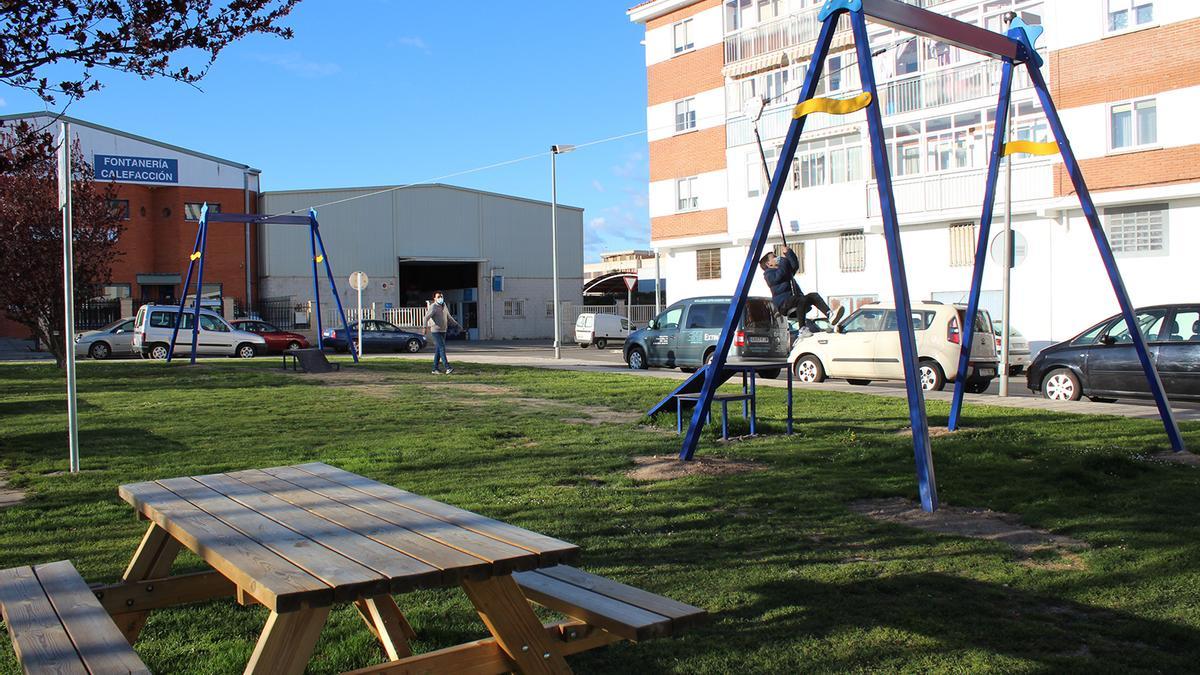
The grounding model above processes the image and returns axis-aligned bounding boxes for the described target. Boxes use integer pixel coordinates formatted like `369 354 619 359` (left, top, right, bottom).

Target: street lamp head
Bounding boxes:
551 144 576 154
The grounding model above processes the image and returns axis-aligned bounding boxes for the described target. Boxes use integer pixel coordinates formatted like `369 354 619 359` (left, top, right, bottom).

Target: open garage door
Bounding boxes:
398 259 480 339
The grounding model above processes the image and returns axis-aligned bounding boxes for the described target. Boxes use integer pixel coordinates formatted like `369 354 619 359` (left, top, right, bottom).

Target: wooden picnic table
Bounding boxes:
112 462 585 674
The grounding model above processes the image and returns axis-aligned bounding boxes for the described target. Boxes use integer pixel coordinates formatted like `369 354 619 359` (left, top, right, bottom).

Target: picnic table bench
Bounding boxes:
1 463 704 674
281 347 341 373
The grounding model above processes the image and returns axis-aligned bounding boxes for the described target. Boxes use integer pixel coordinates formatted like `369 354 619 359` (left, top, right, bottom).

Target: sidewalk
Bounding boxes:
380 349 1200 423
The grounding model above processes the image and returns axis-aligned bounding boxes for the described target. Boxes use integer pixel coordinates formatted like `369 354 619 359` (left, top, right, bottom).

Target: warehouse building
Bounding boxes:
259 185 584 340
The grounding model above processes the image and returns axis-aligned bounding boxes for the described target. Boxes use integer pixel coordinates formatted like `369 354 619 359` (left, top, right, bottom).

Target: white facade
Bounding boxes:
641 0 1200 353
259 184 584 340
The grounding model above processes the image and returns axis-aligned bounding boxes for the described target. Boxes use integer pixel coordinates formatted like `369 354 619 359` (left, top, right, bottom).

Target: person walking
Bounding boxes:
423 291 460 374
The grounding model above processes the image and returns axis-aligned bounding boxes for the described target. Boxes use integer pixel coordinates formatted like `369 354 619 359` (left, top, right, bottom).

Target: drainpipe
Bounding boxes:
243 171 252 308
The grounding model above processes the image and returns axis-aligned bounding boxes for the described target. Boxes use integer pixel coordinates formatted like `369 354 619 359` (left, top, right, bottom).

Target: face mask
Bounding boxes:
435 298 444 305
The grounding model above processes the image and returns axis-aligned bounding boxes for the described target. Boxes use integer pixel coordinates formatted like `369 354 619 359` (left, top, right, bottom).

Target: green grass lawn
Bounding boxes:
1 359 1199 674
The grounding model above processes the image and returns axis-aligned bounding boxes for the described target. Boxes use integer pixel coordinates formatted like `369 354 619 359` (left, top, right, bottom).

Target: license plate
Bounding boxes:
978 368 995 377
748 336 769 343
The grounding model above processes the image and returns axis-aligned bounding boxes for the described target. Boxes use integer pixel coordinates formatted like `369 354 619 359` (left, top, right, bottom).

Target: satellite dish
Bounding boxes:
743 95 766 122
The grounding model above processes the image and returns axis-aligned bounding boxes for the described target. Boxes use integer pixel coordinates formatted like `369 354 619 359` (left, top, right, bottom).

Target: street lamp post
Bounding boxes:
550 144 575 359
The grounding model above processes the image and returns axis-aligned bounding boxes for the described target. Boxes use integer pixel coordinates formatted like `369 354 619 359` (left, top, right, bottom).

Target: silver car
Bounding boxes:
133 305 266 359
75 317 137 359
992 320 1031 376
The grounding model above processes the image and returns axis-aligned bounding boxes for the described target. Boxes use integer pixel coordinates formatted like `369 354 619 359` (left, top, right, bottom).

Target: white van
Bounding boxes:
575 313 633 349
133 304 266 359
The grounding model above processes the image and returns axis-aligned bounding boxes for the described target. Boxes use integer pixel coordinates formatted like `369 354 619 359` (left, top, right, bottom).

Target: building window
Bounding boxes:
546 302 554 317
773 242 804 275
747 145 781 198
1110 99 1156 150
99 284 131 299
1106 0 1153 33
839 231 866 272
504 299 525 317
675 98 697 133
948 223 976 267
184 202 221 221
673 19 694 53
1104 204 1167 256
791 133 862 188
676 176 699 212
696 248 722 280
107 199 130 220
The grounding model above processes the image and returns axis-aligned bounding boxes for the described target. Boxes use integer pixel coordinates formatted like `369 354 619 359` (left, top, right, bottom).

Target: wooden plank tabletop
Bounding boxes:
118 463 579 612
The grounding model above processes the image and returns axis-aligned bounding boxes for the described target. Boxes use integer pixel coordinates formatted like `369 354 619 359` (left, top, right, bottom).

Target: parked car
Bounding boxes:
132 305 266 359
576 313 633 349
788 301 999 392
1027 304 1200 402
624 296 790 378
322 320 426 353
991 320 1031 376
230 319 310 354
74 317 137 359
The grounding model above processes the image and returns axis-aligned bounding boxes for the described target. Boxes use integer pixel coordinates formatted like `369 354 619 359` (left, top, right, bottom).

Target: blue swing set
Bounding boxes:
650 0 1186 512
166 204 358 366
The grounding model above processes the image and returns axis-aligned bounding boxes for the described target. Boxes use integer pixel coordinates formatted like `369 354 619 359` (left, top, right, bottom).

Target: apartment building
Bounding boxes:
629 0 1200 350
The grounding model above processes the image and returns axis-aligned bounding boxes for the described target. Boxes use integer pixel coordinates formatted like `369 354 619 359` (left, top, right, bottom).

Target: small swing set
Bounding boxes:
652 0 1186 513
166 204 359 366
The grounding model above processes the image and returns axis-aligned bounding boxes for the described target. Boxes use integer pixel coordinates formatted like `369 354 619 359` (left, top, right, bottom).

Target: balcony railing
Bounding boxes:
866 161 1056 218
877 59 1033 117
723 0 953 65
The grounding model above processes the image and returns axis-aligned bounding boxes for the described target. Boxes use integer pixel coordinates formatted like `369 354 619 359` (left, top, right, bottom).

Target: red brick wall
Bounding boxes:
1054 145 1200 196
649 126 727 181
651 208 727 240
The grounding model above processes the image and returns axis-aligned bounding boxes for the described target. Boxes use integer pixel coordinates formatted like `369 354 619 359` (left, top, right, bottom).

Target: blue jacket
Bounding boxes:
763 249 801 309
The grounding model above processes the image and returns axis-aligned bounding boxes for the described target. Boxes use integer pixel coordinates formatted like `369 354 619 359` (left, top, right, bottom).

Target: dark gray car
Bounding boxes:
624 296 789 376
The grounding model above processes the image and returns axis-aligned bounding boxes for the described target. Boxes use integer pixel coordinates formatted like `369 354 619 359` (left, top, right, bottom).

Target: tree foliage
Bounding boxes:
1 0 299 103
0 123 123 367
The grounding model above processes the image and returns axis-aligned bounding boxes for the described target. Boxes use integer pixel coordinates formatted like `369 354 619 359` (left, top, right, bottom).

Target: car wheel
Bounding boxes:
847 379 872 386
1008 365 1024 377
759 368 782 380
919 360 946 391
793 355 826 383
1088 396 1117 403
88 342 110 360
680 367 697 374
406 339 422 353
627 347 647 370
579 343 589 349
703 349 715 366
595 338 608 350
237 344 257 359
1043 369 1082 401
149 344 170 360
287 340 302 351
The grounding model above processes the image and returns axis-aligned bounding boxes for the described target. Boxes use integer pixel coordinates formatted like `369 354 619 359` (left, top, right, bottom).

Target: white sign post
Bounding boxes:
623 275 637 325
59 122 80 474
349 271 369 358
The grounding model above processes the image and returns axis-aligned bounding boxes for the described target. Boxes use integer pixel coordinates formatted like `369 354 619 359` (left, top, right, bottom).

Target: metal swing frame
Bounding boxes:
166 204 358 365
649 0 1184 513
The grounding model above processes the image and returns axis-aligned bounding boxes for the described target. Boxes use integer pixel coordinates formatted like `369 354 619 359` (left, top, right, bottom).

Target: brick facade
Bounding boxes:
1054 144 1200 197
1050 18 1200 110
647 44 727 107
649 126 727 181
651 208 727 240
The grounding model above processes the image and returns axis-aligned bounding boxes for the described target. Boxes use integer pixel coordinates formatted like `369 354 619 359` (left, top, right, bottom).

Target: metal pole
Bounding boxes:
59 122 80 474
357 284 363 359
244 171 252 308
551 149 561 359
999 104 1013 397
627 285 632 325
654 252 661 314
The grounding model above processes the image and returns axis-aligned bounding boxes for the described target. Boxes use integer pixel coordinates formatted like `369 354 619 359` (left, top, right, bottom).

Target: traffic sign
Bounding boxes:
989 231 1027 268
623 276 637 292
348 271 369 291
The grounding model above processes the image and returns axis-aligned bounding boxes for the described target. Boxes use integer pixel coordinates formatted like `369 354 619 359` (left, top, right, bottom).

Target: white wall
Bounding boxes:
644 5 724 66
649 170 728 218
648 87 726 142
1046 0 1200 51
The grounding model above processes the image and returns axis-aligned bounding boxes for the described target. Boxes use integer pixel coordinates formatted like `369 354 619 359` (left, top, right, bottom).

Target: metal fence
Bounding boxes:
328 305 426 329
254 296 308 329
560 304 658 342
76 299 120 330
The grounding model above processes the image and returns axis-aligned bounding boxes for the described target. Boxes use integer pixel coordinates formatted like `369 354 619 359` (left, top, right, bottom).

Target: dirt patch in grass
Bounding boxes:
626 455 766 482
0 472 26 509
894 426 960 438
1148 450 1200 467
850 497 1088 559
421 382 518 395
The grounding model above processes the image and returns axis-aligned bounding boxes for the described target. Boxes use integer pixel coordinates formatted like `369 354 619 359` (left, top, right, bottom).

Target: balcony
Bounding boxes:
866 161 1056 218
723 0 955 71
877 59 1033 117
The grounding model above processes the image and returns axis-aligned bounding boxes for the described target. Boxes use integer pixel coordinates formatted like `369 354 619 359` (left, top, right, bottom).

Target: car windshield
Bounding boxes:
743 300 779 333
258 322 280 332
1106 310 1167 343
99 318 130 332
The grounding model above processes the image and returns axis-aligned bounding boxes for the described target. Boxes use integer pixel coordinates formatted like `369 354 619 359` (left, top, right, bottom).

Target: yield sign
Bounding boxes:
623 275 637 292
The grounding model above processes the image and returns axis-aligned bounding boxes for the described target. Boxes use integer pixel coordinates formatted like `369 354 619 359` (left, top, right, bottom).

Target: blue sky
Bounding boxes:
2 0 650 262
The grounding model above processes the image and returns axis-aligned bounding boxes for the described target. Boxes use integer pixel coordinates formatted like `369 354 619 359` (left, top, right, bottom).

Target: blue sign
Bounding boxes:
384 303 393 309
492 275 504 292
94 155 179 184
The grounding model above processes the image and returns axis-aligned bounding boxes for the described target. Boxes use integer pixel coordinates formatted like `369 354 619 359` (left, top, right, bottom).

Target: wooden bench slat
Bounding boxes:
536 565 706 631
262 467 539 574
119 480 329 611
231 469 489 584
0 565 87 675
193 472 443 592
158 477 387 602
513 570 672 642
294 463 579 564
34 561 151 675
